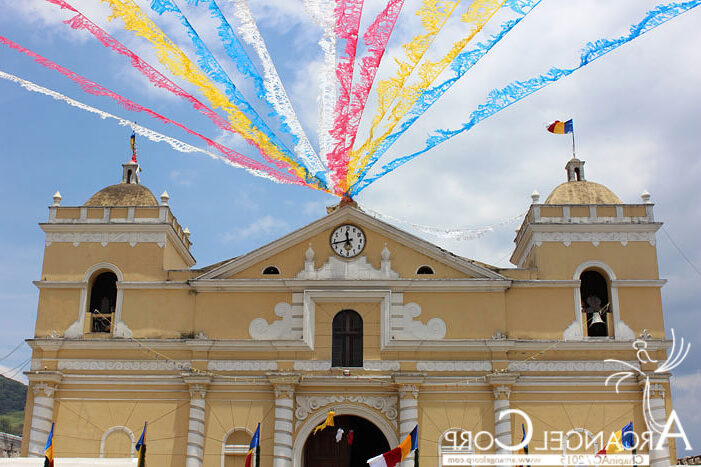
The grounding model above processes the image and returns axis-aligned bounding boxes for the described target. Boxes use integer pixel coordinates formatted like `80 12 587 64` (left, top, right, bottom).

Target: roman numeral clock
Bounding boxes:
330 224 366 258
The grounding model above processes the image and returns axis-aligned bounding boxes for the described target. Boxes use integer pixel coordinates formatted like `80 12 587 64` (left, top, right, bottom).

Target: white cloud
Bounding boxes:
0 363 29 385
222 215 289 242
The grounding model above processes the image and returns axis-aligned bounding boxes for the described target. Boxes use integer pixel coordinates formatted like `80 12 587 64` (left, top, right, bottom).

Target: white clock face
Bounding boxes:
330 224 366 258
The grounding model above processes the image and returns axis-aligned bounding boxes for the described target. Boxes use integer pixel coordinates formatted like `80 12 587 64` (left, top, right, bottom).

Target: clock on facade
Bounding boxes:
330 224 366 258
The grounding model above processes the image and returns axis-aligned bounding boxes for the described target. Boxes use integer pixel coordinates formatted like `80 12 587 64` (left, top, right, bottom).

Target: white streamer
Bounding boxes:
227 0 326 178
304 0 338 166
0 69 284 183
364 207 526 240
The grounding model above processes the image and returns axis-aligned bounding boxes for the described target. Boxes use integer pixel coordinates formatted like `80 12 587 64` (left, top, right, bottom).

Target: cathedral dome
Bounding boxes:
85 183 158 207
545 157 622 204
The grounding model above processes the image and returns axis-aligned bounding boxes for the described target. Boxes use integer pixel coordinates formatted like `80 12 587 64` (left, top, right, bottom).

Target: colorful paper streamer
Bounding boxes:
148 0 325 187
0 37 305 186
348 0 461 174
100 0 321 187
204 0 325 179
352 0 701 194
349 0 542 194
0 69 303 185
305 0 339 166
347 0 507 189
326 0 365 193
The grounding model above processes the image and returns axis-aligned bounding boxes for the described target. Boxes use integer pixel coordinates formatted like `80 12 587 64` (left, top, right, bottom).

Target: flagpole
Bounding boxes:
255 444 260 467
571 125 576 158
414 448 419 467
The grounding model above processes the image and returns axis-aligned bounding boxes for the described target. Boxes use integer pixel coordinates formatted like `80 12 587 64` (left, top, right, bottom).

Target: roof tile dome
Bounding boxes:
545 157 622 205
85 183 158 206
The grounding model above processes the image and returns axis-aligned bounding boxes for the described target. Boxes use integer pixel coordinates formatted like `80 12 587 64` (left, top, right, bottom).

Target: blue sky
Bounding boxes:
0 0 700 450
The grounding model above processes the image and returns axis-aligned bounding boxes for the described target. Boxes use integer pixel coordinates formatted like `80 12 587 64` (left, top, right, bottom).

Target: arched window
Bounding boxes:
223 429 253 467
438 428 472 465
262 266 280 275
416 265 434 275
332 310 363 367
574 167 582 181
89 272 117 333
126 169 132 183
580 270 610 337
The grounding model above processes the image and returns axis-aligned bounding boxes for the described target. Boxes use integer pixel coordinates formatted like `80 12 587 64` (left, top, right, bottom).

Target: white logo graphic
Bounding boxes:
604 328 692 451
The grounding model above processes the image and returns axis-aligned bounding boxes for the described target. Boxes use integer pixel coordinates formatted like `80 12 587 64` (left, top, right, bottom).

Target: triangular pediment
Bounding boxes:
196 205 504 281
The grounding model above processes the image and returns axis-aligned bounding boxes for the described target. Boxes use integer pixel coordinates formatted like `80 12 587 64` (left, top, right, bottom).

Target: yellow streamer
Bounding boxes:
345 0 461 185
313 411 335 434
347 0 505 188
100 0 315 185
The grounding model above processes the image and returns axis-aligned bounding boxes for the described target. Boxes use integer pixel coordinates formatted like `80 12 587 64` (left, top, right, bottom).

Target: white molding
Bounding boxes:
295 255 399 280
510 280 579 288
249 297 306 344
197 206 504 280
508 360 640 372
611 279 667 287
293 360 331 371
363 360 400 371
207 360 277 371
295 395 398 426
415 361 491 372
572 261 617 280
390 300 446 341
58 359 191 371
191 278 511 292
292 402 399 467
100 426 135 458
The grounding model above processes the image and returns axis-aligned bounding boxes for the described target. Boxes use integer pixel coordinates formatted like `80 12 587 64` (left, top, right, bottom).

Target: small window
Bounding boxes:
262 266 280 275
89 272 117 333
580 270 610 337
416 265 434 275
332 310 363 367
224 429 253 467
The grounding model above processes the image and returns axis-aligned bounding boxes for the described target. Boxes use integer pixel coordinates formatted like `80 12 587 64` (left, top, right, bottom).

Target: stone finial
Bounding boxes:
641 189 652 204
160 190 170 206
530 190 540 204
183 227 191 238
52 190 62 207
381 243 391 261
305 243 315 261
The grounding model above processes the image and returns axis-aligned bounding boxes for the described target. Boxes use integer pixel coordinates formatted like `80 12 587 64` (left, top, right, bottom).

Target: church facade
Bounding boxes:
21 155 677 466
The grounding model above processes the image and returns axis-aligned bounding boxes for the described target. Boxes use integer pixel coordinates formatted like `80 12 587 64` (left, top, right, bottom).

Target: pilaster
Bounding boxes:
183 376 210 467
26 372 61 458
269 374 299 467
395 374 423 467
488 374 518 467
641 378 671 467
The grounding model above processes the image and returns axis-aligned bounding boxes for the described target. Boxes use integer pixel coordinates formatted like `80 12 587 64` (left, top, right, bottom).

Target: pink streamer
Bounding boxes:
327 0 405 193
0 35 304 186
40 0 296 176
326 0 364 193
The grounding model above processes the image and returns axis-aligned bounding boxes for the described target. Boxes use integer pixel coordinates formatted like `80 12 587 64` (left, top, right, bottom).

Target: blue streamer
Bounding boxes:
150 0 327 188
352 0 701 195
349 0 542 196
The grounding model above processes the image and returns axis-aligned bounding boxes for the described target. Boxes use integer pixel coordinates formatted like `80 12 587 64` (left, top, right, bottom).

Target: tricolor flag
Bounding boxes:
245 423 260 467
597 421 634 455
547 119 573 134
43 422 54 467
367 425 418 467
135 422 147 467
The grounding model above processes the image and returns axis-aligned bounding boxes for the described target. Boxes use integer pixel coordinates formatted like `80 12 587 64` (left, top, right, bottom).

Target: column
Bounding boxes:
645 383 671 467
27 382 56 457
488 374 517 467
272 384 296 467
184 378 210 467
397 377 422 467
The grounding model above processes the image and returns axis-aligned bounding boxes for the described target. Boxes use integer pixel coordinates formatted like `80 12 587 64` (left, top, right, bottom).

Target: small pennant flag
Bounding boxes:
245 423 260 467
547 119 573 134
130 131 138 162
348 429 354 446
135 422 147 467
43 422 54 467
336 427 344 443
313 411 335 435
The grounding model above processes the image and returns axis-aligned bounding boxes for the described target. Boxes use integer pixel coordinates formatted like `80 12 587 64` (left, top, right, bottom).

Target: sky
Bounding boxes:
0 0 699 451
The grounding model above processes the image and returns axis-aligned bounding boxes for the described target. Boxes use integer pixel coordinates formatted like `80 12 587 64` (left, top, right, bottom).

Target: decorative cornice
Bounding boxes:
296 255 399 280
58 359 191 371
509 360 640 372
416 361 491 372
397 384 419 400
293 360 331 371
190 278 511 292
274 384 296 399
492 385 511 400
207 360 278 371
295 395 397 424
31 382 56 398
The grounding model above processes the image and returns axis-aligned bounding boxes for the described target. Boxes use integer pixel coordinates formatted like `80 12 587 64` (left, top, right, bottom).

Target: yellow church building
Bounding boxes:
21 153 678 466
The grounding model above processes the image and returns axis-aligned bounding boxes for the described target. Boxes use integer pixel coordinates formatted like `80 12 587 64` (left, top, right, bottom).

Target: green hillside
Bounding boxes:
0 375 26 436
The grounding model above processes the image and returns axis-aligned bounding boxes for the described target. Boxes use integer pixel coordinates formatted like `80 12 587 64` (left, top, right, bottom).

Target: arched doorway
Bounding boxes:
303 415 390 467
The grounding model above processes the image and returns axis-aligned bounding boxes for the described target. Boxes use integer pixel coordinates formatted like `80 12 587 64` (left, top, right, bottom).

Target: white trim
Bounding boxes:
191 278 511 292
611 279 667 288
292 403 399 467
100 426 135 458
